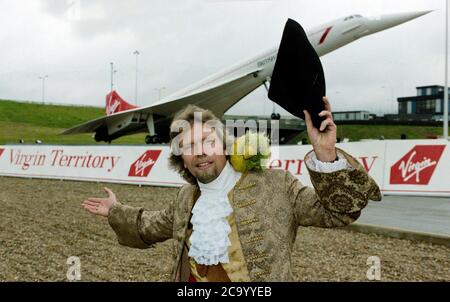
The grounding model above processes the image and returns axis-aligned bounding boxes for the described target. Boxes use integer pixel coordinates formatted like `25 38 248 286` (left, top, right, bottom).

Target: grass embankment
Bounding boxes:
0 100 146 145
292 124 443 144
0 99 443 145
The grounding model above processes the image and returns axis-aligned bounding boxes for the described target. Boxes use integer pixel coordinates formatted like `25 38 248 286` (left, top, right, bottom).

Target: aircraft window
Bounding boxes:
345 15 362 21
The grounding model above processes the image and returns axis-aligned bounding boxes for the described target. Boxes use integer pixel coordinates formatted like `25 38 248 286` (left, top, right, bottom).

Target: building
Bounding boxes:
397 85 450 121
332 111 372 122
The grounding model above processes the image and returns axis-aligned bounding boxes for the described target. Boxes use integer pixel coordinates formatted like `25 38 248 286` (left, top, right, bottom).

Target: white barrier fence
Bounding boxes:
0 139 449 197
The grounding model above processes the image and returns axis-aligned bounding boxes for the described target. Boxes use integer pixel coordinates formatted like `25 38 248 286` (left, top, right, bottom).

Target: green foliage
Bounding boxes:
245 154 270 172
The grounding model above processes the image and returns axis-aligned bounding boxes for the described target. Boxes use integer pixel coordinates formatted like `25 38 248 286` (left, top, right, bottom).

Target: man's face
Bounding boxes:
180 127 227 184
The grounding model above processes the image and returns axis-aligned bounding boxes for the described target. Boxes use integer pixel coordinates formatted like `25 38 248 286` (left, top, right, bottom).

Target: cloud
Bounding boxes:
0 0 445 119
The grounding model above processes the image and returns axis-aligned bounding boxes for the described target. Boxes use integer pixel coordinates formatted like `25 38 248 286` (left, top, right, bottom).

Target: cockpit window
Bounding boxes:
344 14 362 21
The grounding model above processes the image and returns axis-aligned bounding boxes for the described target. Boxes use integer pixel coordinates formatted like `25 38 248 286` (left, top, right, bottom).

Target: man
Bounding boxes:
82 97 381 281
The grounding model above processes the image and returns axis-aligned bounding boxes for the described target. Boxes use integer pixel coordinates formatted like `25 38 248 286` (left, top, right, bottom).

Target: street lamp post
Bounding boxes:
381 86 395 114
133 50 140 105
110 62 116 92
39 75 48 103
154 87 166 102
444 0 449 140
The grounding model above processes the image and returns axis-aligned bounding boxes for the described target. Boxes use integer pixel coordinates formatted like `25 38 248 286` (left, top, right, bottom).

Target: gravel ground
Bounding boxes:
0 176 448 282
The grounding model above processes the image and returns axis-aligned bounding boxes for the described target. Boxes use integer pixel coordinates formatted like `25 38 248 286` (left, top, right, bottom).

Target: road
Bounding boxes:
359 195 450 237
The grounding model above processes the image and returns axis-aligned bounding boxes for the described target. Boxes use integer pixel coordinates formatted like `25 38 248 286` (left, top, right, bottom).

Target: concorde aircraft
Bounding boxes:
61 11 432 144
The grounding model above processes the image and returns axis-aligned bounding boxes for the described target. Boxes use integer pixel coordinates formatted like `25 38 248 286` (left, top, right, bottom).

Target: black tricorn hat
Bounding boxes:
268 18 326 130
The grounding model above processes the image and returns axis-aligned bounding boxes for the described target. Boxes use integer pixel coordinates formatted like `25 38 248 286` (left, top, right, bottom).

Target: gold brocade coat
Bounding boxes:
107 148 382 282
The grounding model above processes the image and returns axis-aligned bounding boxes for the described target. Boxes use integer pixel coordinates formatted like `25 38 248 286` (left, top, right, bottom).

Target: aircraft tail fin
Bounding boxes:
105 91 138 116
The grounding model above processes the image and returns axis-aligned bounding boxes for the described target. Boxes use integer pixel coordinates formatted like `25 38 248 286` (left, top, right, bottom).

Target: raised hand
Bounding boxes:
303 96 338 162
82 187 119 217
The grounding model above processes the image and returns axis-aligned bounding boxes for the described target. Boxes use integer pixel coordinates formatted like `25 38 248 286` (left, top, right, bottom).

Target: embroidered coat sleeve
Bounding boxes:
107 198 175 249
286 147 382 228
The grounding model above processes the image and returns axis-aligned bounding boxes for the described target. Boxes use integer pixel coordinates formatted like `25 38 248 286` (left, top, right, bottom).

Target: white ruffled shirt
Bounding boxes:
306 149 353 173
188 151 351 265
188 161 242 265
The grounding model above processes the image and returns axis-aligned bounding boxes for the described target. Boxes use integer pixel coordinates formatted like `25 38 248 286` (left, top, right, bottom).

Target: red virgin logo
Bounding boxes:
106 98 120 116
390 145 446 185
0 148 4 158
128 150 162 177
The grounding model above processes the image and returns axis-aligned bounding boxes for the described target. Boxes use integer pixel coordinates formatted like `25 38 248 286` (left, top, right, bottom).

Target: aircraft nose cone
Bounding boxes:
365 10 433 34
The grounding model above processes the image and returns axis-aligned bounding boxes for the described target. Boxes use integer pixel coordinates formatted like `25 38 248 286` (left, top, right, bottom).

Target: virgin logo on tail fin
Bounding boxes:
105 91 138 116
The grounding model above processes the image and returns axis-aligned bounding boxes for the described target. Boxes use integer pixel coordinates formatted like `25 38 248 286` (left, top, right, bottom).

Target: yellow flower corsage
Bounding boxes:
230 131 271 173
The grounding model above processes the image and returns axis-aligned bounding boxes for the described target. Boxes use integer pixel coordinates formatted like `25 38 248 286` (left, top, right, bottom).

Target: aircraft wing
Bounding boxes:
150 68 263 117
61 68 263 135
61 115 112 135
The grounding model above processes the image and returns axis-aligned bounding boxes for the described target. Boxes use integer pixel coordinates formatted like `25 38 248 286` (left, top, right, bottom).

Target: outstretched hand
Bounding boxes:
303 96 338 162
82 187 119 217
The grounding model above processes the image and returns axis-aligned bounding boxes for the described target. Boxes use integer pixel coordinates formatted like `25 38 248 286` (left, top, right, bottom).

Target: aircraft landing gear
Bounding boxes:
145 135 161 144
263 76 281 120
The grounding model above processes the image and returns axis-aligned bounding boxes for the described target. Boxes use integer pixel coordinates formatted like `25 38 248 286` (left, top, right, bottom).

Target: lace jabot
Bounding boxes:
188 161 242 265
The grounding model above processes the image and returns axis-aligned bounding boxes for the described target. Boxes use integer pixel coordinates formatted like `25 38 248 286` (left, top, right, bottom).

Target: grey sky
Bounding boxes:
0 0 445 117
